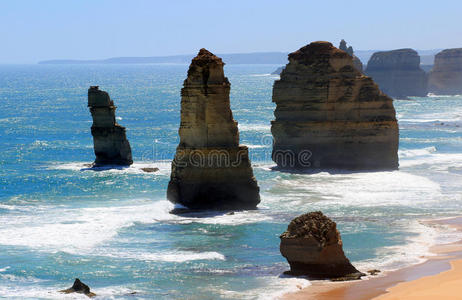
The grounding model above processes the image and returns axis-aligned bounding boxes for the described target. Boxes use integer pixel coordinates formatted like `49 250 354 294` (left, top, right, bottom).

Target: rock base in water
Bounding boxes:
59 278 96 298
280 211 364 280
141 167 159 173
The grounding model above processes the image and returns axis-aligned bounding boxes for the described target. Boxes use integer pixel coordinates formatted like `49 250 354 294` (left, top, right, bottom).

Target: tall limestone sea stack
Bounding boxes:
365 49 428 98
88 86 133 166
339 39 363 73
167 49 260 210
271 41 399 170
429 48 462 95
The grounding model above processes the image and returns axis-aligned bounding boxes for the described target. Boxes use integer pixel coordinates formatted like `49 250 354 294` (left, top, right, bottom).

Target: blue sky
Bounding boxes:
1 0 461 63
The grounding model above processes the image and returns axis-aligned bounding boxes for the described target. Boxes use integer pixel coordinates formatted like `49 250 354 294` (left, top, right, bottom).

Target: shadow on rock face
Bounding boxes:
169 206 241 217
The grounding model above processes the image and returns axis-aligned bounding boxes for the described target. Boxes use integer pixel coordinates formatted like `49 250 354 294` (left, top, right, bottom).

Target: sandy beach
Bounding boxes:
375 259 462 300
283 216 462 300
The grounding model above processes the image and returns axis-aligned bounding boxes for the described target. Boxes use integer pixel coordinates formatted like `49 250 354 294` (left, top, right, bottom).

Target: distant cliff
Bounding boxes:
429 48 462 95
366 49 428 98
39 52 288 65
354 49 440 68
39 49 442 66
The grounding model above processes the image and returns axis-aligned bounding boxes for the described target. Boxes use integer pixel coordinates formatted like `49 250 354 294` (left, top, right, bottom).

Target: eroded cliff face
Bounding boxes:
271 41 399 170
280 211 364 280
88 86 133 166
429 48 462 95
167 49 260 210
365 49 428 98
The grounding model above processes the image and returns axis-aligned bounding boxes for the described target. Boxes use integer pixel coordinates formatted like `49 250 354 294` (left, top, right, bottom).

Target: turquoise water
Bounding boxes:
0 64 461 299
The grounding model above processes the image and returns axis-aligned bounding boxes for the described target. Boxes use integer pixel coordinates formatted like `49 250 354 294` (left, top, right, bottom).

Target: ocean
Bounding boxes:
0 64 461 299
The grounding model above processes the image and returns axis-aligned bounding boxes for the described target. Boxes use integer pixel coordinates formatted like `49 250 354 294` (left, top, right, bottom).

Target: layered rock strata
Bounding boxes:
271 41 399 170
167 49 260 210
88 86 133 166
365 49 428 98
280 211 364 280
429 48 462 95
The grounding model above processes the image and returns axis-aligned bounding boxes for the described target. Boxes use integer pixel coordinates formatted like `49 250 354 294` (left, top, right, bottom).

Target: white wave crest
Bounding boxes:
355 219 462 272
399 146 437 158
248 74 280 78
0 200 175 253
400 152 462 169
246 144 268 149
0 199 269 255
427 93 462 98
238 123 271 132
266 171 441 209
48 161 172 176
213 276 310 300
91 249 225 262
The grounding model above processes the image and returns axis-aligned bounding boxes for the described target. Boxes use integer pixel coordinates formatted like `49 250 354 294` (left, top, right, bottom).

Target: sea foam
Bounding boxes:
0 198 270 256
48 161 172 176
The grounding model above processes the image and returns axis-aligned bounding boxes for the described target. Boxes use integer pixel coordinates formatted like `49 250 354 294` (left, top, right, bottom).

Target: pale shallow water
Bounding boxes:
0 64 461 299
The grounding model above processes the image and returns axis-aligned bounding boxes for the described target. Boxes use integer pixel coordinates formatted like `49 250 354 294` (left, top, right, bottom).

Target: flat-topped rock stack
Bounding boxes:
88 86 133 166
365 49 428 98
271 41 399 170
429 48 462 95
280 211 364 280
167 49 260 210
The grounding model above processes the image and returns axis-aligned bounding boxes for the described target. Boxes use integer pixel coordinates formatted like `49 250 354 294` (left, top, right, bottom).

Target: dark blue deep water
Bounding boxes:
0 64 461 299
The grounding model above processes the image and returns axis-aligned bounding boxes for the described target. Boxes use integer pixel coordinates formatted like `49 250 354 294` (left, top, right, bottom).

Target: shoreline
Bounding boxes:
282 216 462 300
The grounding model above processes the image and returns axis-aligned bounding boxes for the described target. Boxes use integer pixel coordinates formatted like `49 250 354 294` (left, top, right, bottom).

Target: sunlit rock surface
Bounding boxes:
271 41 399 170
88 86 133 166
167 49 260 210
280 211 364 280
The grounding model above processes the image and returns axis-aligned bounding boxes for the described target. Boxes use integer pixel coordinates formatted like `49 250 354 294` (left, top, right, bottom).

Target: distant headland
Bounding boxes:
38 49 441 65
38 52 288 65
